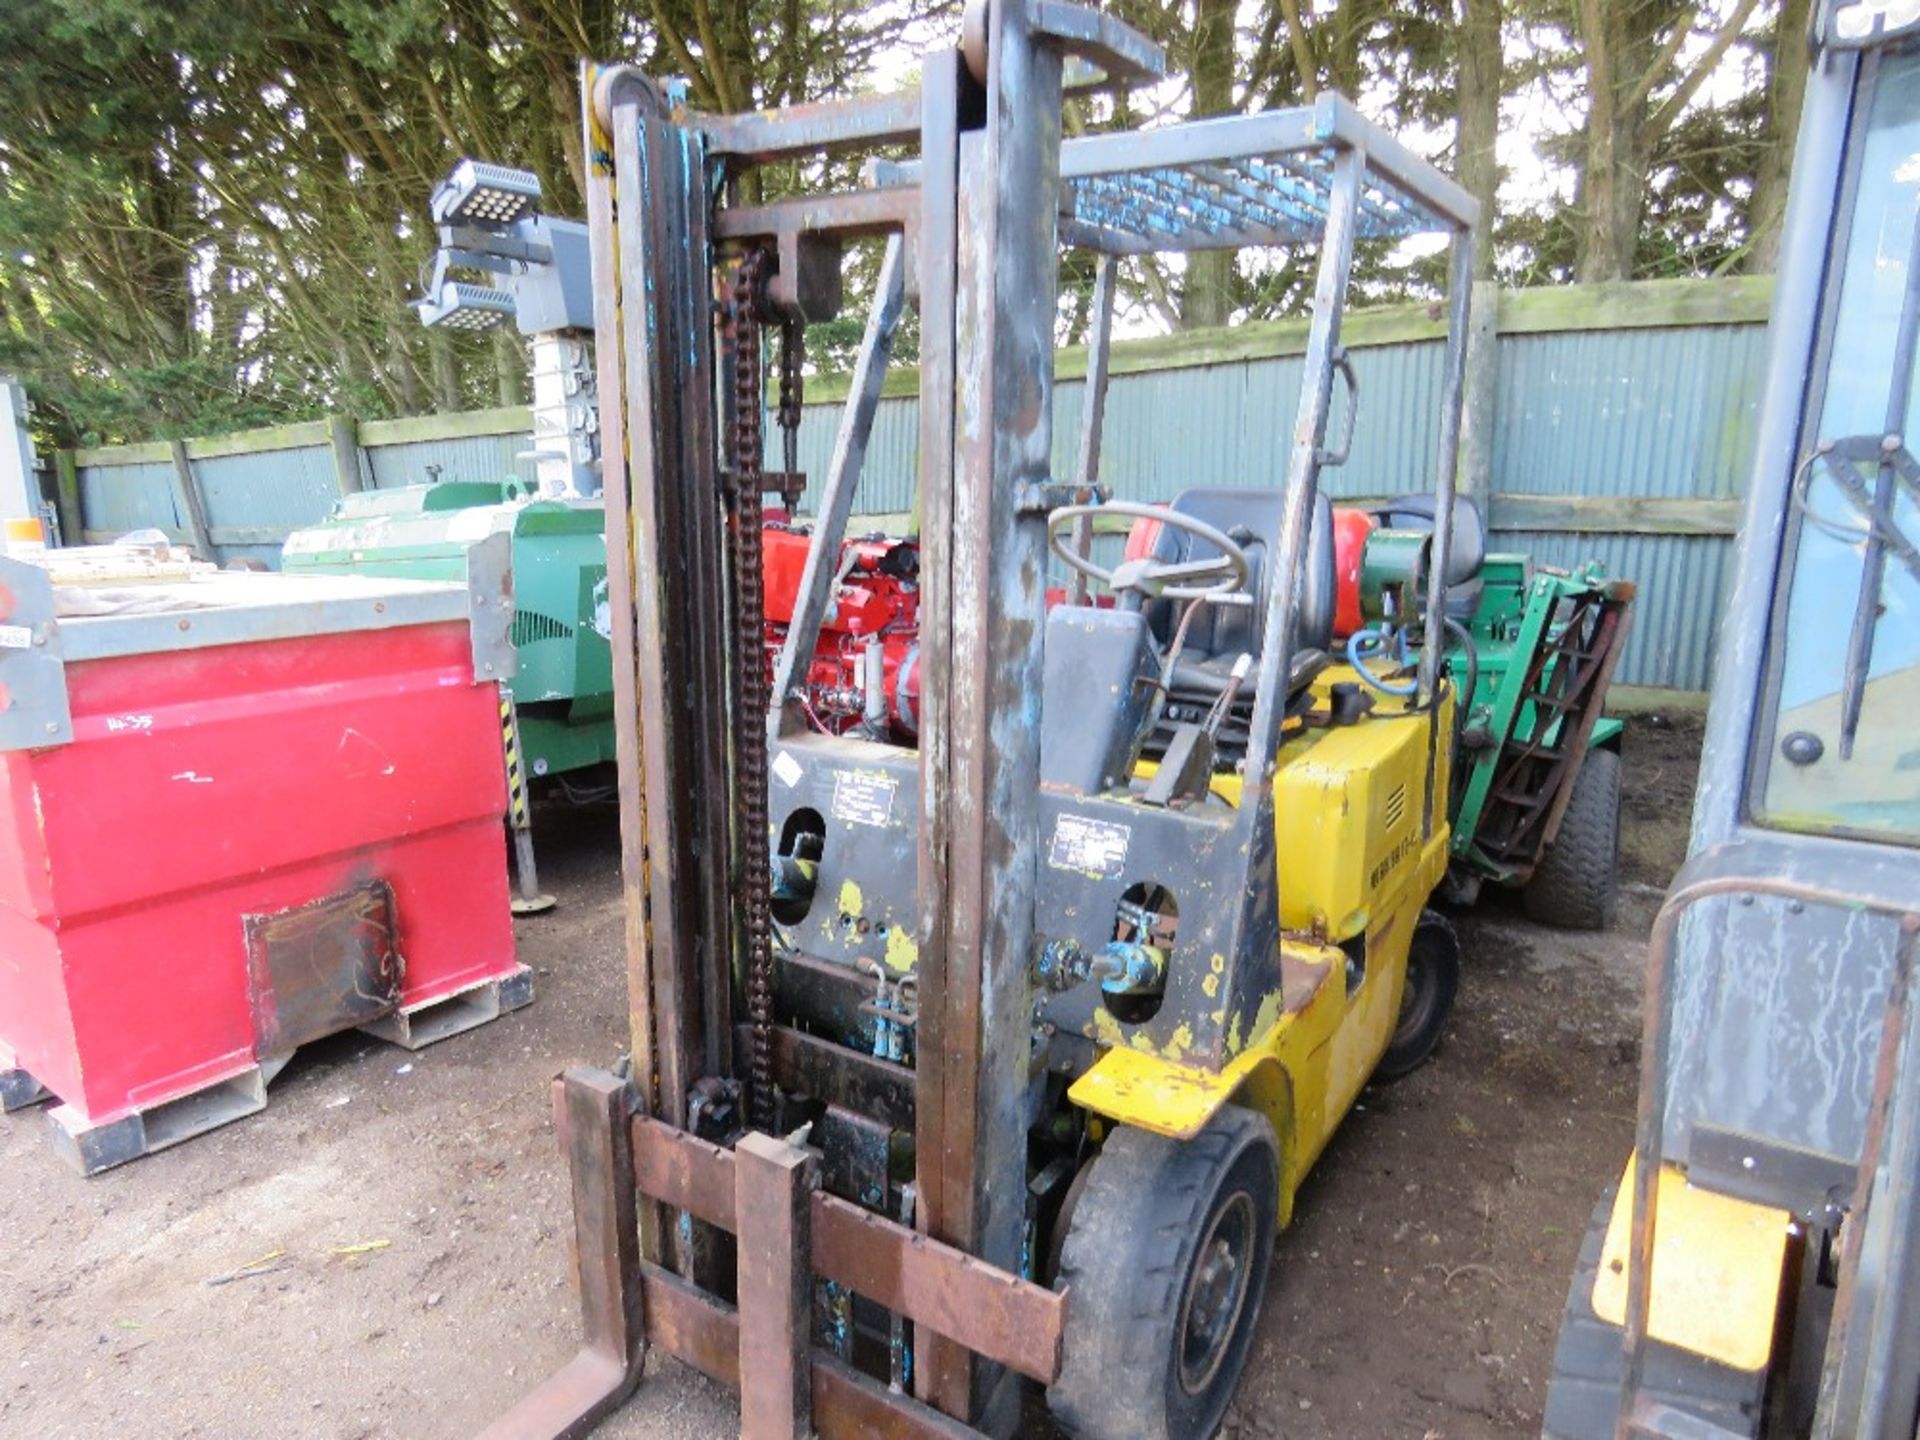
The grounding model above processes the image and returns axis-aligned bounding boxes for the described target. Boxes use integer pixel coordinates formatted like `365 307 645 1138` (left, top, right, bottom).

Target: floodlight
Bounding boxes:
430 159 542 227
1827 0 1920 43
417 280 517 332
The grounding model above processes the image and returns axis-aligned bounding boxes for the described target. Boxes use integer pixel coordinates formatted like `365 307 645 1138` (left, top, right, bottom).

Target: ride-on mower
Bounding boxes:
1545 3 1920 1436
484 6 1486 1438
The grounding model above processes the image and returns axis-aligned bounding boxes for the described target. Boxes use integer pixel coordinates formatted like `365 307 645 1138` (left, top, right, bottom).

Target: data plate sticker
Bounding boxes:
0 624 32 650
832 770 897 827
1049 813 1132 879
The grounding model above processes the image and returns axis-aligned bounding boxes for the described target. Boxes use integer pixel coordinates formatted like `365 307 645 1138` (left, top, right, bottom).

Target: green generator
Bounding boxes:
282 480 615 783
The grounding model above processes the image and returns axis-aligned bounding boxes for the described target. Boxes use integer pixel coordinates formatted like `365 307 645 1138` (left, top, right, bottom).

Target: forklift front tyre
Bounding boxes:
1048 1106 1278 1440
1373 912 1460 1083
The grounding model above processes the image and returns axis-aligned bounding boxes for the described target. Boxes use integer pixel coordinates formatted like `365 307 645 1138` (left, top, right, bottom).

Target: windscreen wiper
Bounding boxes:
1796 205 1920 758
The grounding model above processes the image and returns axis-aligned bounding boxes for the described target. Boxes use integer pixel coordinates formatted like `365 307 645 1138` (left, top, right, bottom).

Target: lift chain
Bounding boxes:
729 249 780 1133
777 315 805 483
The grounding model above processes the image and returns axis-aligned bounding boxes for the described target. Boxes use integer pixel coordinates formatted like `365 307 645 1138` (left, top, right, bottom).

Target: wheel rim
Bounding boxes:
1393 941 1437 1049
1175 1188 1257 1395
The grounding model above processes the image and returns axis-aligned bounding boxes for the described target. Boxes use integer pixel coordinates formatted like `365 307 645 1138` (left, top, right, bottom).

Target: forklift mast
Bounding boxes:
1594 2 1920 1436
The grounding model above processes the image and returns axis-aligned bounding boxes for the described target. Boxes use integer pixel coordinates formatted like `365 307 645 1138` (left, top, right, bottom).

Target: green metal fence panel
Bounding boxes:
189 443 339 566
1493 323 1768 501
365 432 531 490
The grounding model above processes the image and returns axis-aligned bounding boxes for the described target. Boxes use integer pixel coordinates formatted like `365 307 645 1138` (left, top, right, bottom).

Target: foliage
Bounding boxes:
0 0 1803 447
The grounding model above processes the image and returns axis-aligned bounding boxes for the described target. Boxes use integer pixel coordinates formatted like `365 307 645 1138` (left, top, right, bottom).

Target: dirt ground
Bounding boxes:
0 709 1705 1440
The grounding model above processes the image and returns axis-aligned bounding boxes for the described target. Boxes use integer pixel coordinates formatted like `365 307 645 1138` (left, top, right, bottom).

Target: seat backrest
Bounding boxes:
1143 487 1335 662
1367 493 1486 586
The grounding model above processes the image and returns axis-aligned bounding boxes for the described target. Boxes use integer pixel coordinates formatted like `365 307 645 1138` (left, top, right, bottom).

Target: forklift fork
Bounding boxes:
485 1068 1067 1440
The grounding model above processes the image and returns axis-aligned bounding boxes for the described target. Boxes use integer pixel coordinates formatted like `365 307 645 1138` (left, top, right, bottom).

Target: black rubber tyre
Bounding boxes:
1047 1106 1278 1440
1543 1186 1767 1440
1524 746 1622 931
1373 911 1460 1083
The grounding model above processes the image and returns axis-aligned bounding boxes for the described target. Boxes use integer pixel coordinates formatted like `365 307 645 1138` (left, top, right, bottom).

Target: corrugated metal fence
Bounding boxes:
53 276 1772 691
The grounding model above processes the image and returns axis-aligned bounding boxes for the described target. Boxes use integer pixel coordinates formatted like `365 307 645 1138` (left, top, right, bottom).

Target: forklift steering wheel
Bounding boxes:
1047 501 1252 603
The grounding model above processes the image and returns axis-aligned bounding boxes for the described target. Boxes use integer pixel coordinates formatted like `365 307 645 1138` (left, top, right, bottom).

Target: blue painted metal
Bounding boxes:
190 445 339 567
1492 324 1767 500
783 321 1760 690
64 313 1764 689
365 433 532 490
74 459 181 540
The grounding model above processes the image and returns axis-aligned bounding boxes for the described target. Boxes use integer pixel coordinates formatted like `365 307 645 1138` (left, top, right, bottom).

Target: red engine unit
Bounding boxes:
762 525 920 740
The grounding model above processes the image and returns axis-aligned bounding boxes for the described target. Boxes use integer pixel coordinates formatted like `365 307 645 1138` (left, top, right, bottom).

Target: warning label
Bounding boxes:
832 769 898 828
1048 813 1132 879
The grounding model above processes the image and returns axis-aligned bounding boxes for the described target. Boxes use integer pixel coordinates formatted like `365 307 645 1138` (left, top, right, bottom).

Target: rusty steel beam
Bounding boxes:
744 1023 916 1131
627 1118 1067 1383
811 1192 1064 1383
608 77 736 1134
581 67 662 1171
910 42 969 1420
639 1264 986 1440
923 0 1067 1422
714 187 920 245
735 1133 815 1440
476 1069 644 1440
698 90 926 164
775 1025 915 1130
632 1117 736 1231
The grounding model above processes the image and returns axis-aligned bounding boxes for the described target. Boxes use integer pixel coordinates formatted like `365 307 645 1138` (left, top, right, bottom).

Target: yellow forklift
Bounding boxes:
476 4 1488 1437
1545 3 1920 1436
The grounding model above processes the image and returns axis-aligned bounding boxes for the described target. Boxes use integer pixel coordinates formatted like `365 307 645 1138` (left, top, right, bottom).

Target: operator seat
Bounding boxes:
1139 486 1336 760
1036 487 1334 793
1368 493 1487 620
1143 486 1336 663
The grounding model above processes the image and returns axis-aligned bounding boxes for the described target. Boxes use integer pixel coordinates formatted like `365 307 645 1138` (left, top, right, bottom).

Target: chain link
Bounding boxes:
729 250 779 1133
777 318 804 482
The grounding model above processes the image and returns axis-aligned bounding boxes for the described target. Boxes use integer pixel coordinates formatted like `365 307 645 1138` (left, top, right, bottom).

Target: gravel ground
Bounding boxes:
0 711 1703 1440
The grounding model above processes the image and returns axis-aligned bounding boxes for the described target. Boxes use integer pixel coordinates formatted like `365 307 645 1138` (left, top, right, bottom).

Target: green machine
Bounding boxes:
1342 496 1633 929
281 479 614 781
1446 554 1631 927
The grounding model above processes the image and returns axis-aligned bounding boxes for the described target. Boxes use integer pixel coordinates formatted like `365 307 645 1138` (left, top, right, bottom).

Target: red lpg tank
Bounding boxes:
1330 505 1375 639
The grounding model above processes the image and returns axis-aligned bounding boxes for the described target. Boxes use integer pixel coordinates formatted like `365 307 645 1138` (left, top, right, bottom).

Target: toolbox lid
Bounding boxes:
51 567 478 662
0 524 515 753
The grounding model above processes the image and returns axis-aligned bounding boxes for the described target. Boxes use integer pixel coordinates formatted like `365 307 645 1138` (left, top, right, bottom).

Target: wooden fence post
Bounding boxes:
1459 278 1501 498
52 450 82 549
167 440 217 560
328 414 367 496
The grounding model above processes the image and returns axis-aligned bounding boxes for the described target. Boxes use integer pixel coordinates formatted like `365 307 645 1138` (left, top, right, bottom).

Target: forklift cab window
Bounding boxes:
1757 42 1920 845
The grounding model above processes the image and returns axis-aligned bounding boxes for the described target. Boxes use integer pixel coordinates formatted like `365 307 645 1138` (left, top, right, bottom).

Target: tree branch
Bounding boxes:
1647 0 1763 147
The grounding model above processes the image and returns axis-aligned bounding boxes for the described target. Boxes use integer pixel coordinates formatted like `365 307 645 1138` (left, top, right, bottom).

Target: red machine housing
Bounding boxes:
0 569 525 1173
762 525 921 740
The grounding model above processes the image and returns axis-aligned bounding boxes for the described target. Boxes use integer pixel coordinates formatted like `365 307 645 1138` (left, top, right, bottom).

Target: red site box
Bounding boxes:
0 542 527 1172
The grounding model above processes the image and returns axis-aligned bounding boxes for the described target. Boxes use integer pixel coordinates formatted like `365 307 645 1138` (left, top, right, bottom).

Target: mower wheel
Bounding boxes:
1543 1186 1766 1439
1524 747 1622 931
1048 1106 1277 1440
1374 911 1459 1083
